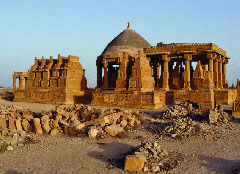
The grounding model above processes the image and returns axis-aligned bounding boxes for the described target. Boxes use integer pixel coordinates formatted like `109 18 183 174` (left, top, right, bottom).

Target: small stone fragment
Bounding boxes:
50 129 59 136
88 128 99 138
75 123 86 130
120 119 128 127
6 145 13 151
152 165 160 172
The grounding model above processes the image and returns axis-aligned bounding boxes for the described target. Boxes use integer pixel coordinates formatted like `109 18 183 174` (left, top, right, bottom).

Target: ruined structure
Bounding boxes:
13 54 91 104
92 23 237 111
12 23 238 112
233 80 240 116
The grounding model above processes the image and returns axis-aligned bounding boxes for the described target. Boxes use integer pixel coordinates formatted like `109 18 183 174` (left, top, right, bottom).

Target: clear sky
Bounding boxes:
0 0 239 87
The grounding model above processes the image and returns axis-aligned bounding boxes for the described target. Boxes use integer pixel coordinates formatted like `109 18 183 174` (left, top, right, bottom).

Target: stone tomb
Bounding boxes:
13 54 91 104
92 24 237 111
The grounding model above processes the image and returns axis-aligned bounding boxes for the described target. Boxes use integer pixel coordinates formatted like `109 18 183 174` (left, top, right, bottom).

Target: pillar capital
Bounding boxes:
220 57 225 64
19 75 24 80
207 52 217 60
224 58 229 64
183 53 192 61
215 55 222 62
161 54 170 62
102 58 109 66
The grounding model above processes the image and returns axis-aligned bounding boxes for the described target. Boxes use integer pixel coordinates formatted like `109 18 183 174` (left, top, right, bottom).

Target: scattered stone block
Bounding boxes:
22 114 33 121
50 129 59 136
0 118 7 128
105 124 124 136
124 155 145 172
41 116 51 134
6 145 14 151
15 119 23 131
33 118 43 134
88 128 99 138
75 123 86 130
8 117 16 130
120 119 127 127
22 119 31 133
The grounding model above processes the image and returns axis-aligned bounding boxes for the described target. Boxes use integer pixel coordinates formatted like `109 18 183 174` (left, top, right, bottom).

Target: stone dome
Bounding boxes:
101 23 151 56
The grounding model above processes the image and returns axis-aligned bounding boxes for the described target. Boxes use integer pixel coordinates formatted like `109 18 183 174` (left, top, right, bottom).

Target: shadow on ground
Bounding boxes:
4 169 22 174
199 155 240 174
88 141 134 169
0 90 14 101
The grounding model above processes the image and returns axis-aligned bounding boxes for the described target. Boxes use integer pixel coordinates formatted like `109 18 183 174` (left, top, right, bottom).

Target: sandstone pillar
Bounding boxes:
213 57 219 88
218 57 223 88
156 64 160 88
13 75 17 91
207 52 216 79
19 76 24 90
183 54 192 89
162 54 170 90
116 52 129 91
25 77 28 89
222 59 227 88
156 65 160 79
103 61 109 89
97 62 103 88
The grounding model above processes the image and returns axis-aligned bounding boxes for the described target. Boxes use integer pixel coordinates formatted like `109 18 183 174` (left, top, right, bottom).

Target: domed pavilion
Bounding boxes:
96 22 152 89
93 23 233 111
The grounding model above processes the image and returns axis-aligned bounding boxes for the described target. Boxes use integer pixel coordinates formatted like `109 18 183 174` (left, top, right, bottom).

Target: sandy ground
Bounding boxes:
0 89 239 174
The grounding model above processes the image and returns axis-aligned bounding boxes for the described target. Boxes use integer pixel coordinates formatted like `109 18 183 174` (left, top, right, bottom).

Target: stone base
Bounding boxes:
215 89 237 105
232 111 240 117
91 90 169 109
91 89 215 112
13 88 92 105
172 89 215 112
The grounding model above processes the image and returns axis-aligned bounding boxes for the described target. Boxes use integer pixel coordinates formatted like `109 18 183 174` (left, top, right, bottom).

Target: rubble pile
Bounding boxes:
0 105 142 139
207 108 232 124
124 142 182 173
0 105 37 152
148 101 230 139
0 128 36 152
156 101 200 121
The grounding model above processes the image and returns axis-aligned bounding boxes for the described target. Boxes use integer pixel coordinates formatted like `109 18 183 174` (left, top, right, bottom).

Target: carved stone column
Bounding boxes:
103 60 108 89
183 54 192 89
97 61 103 88
222 58 228 88
13 75 17 91
156 64 160 88
19 76 24 90
207 52 216 79
162 54 170 90
214 55 220 88
218 56 223 88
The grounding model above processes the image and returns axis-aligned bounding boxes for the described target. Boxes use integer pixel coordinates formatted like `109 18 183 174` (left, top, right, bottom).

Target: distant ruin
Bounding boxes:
13 54 91 104
13 23 238 111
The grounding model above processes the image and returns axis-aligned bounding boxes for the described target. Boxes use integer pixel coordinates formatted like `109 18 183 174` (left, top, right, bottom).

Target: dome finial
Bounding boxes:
127 22 130 29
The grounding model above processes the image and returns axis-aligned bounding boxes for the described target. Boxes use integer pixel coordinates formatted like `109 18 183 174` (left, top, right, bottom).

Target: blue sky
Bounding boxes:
0 0 239 87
